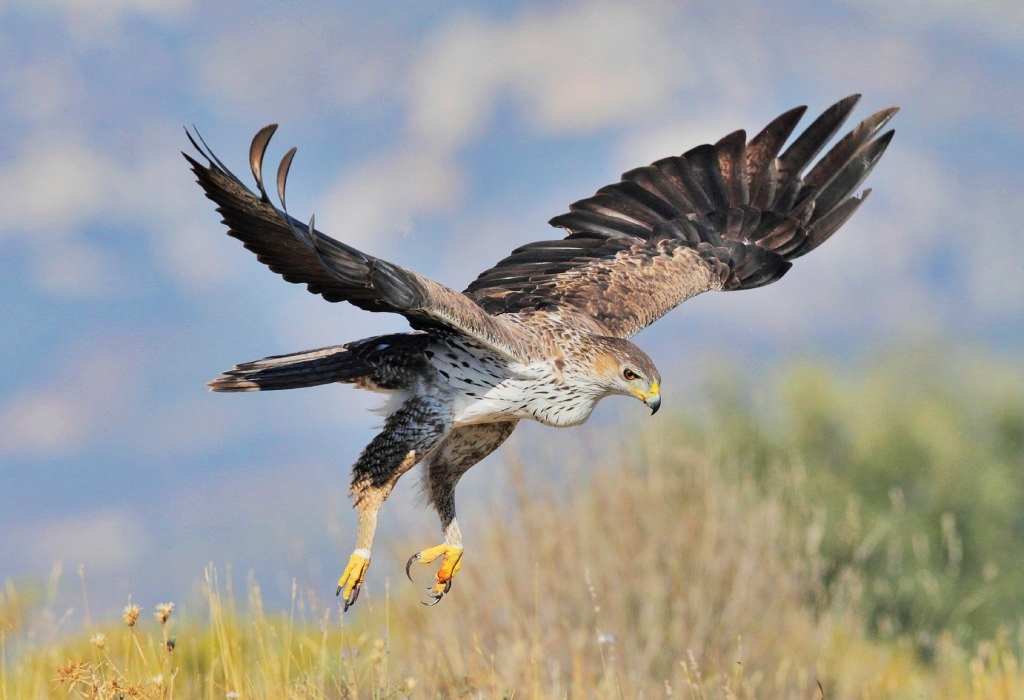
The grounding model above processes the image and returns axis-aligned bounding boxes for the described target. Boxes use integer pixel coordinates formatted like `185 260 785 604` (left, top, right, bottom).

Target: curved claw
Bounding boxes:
405 552 421 582
421 578 453 606
405 544 462 606
337 583 360 611
337 584 360 612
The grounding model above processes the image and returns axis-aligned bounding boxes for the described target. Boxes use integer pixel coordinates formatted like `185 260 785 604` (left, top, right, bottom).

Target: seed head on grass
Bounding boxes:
55 658 89 684
123 602 141 628
89 632 106 650
154 602 174 624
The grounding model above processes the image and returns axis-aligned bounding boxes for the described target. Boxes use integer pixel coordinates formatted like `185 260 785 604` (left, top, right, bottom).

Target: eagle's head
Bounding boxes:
588 336 662 414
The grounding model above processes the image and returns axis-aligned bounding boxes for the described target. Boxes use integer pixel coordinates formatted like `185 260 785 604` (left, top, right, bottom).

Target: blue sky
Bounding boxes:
2 0 1022 615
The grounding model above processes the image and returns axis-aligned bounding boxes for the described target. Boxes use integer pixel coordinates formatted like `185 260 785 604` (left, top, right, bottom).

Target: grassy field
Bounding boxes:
4 349 1023 697
3 447 1022 698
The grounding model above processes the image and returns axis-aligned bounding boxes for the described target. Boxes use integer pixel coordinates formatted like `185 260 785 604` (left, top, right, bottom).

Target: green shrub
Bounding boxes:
678 344 1024 649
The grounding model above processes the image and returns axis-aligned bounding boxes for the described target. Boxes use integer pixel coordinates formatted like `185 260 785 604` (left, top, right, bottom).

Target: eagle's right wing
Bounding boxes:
465 96 897 338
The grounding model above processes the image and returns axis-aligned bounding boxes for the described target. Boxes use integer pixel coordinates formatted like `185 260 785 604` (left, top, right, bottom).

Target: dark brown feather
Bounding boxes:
185 127 528 360
465 95 897 336
746 105 806 208
189 95 896 344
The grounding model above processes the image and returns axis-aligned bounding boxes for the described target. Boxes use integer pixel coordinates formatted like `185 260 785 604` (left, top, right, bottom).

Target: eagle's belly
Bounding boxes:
427 340 596 428
450 376 597 428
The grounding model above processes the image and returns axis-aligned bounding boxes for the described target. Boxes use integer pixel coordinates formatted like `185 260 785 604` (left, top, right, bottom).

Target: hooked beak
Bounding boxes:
645 392 661 415
642 382 661 415
630 382 661 414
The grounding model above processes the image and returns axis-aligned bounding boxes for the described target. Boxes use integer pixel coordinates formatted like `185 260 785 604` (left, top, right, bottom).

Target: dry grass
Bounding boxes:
3 434 1023 698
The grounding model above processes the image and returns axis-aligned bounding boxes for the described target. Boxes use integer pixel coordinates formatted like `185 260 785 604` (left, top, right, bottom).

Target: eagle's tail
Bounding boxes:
208 333 429 392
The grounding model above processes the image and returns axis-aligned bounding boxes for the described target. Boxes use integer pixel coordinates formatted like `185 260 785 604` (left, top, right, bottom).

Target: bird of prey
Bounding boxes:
186 95 896 609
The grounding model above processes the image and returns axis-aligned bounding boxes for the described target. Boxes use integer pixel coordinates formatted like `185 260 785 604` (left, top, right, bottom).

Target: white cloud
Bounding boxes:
320 1 698 264
154 220 239 292
963 198 1024 321
0 136 120 235
4 509 150 573
829 144 1022 328
850 0 1024 45
133 395 237 455
499 3 691 134
0 393 93 457
315 143 464 252
39 242 117 298
616 109 751 173
408 16 504 149
0 53 85 125
792 28 931 97
409 2 692 146
0 135 126 297
0 346 136 458
0 115 239 297
134 125 248 293
267 290 400 348
195 12 401 122
16 0 193 43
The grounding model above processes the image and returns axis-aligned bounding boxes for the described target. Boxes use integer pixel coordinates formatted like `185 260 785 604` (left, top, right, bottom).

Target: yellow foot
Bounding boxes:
336 549 371 611
405 544 463 605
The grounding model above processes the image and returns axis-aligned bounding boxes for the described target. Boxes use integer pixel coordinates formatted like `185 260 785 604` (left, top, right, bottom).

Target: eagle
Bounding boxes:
186 95 896 609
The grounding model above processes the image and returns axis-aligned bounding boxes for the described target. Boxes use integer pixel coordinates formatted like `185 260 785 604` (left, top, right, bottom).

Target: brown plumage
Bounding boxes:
186 95 896 608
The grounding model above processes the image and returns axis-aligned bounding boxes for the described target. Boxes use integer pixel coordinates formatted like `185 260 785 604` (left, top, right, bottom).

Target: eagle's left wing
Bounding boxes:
465 95 897 338
185 126 532 361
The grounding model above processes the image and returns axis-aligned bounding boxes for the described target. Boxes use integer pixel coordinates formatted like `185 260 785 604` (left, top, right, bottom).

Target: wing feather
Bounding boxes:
716 130 750 207
185 127 528 360
466 95 897 337
746 105 806 208
190 96 896 348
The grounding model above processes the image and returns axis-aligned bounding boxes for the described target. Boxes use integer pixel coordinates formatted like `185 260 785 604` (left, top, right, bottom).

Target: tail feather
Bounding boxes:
208 332 431 393
208 345 363 392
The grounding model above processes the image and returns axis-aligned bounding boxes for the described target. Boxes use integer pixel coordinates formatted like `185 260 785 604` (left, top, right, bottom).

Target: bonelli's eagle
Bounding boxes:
186 95 896 609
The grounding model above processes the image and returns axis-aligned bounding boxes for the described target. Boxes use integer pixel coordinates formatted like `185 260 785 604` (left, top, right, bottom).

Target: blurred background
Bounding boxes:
1 0 1022 631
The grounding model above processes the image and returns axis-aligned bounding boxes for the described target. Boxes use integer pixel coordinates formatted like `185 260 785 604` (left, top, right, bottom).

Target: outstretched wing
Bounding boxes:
185 126 528 360
466 95 897 338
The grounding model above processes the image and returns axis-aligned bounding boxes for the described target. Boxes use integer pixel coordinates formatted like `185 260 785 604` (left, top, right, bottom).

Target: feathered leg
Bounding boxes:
337 396 451 610
406 421 518 605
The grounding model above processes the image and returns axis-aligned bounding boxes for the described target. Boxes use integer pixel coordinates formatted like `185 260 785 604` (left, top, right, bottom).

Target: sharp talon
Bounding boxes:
336 551 371 611
406 544 462 606
342 585 359 612
405 553 421 582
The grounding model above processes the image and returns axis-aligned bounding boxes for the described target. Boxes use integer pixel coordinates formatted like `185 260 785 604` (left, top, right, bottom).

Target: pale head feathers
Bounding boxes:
585 335 660 401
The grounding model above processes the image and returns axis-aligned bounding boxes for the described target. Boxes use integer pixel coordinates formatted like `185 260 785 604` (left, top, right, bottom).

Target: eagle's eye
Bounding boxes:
623 368 639 381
